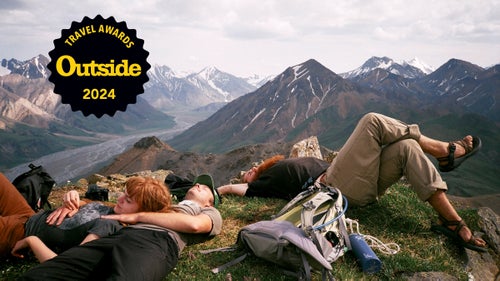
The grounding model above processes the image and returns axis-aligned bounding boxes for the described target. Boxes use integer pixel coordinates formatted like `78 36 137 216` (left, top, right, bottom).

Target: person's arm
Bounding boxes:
102 212 214 233
11 232 99 264
216 183 249 196
46 190 87 226
11 236 56 263
62 190 82 210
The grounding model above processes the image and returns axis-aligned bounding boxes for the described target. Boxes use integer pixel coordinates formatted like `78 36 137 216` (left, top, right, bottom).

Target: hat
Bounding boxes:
193 174 220 208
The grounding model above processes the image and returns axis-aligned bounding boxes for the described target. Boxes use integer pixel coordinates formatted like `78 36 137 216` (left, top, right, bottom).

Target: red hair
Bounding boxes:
250 155 285 182
125 176 173 213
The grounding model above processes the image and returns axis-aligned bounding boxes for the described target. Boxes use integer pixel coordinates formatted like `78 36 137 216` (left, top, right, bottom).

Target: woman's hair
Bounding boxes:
242 155 285 183
125 176 172 213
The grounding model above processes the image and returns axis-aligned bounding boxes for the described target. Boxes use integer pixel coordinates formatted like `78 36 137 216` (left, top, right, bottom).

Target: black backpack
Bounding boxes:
164 173 194 201
12 163 56 211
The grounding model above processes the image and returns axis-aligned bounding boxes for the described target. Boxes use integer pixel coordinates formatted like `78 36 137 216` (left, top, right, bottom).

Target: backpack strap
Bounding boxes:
209 253 249 274
272 184 319 219
301 188 351 261
300 250 312 280
301 191 337 258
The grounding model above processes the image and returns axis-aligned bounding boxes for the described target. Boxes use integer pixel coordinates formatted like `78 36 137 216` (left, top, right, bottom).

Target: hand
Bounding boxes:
11 237 32 258
63 190 80 210
46 206 78 226
101 213 140 224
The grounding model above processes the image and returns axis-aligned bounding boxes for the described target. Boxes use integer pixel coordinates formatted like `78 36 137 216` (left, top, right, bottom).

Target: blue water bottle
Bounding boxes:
349 233 382 274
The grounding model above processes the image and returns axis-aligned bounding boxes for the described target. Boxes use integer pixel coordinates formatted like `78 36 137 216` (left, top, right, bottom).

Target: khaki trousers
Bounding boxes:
324 112 447 206
0 172 35 257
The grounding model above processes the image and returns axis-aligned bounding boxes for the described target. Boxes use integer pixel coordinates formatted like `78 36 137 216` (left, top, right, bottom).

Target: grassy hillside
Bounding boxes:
1 183 489 280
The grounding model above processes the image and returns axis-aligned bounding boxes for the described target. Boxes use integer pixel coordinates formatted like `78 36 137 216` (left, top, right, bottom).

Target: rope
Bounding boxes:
345 218 400 255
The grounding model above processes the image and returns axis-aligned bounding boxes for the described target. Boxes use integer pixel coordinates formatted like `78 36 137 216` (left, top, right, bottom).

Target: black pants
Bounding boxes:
19 228 179 281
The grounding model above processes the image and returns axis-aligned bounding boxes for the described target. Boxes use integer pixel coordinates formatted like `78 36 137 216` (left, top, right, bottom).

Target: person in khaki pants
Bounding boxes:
217 112 486 252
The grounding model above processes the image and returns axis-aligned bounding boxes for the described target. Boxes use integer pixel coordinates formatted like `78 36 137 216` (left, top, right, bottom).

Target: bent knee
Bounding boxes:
392 139 420 150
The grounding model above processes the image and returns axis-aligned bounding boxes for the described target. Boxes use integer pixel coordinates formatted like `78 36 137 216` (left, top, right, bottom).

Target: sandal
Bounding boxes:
431 215 487 252
437 136 482 172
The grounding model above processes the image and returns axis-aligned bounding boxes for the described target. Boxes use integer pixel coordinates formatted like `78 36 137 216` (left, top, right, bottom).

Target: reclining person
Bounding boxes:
1 174 172 259
18 174 222 281
217 112 486 252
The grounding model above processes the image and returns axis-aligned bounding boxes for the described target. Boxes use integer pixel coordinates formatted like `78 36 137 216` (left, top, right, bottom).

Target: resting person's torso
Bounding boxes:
25 202 120 251
246 157 330 200
128 200 222 253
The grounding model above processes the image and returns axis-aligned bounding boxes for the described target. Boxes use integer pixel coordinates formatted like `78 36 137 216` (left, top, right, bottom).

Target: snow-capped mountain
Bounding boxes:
340 56 434 79
144 64 258 111
186 66 252 102
244 73 276 88
404 57 434 74
1 55 50 79
0 63 10 76
0 55 269 115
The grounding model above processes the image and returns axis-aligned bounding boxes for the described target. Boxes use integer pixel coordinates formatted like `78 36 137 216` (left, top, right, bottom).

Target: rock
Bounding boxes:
289 136 323 159
463 207 500 281
466 248 498 281
478 207 500 255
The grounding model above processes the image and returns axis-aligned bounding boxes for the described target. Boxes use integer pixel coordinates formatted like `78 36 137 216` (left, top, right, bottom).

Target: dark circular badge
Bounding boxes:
47 15 150 117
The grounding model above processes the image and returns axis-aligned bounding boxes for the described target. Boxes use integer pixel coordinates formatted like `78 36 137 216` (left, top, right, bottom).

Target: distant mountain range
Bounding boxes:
1 55 499 197
169 58 499 150
340 56 434 79
166 58 500 196
0 54 270 169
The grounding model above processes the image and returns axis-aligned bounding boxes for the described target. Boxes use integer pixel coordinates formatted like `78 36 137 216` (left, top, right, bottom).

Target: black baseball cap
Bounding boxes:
193 174 220 208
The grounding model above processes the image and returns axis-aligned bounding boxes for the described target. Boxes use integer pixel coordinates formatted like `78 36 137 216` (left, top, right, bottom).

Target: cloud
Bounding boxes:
0 0 499 76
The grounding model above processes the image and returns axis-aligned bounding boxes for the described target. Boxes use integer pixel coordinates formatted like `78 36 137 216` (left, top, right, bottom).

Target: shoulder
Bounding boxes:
201 206 222 235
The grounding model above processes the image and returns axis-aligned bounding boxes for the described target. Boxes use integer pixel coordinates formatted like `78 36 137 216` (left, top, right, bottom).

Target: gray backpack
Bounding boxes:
212 183 351 280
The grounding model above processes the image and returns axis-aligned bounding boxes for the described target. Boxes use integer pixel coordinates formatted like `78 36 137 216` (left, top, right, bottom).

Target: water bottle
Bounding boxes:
349 233 382 274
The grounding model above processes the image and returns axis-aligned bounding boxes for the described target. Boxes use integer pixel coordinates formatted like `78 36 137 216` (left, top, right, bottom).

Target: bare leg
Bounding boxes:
418 135 473 163
427 190 486 247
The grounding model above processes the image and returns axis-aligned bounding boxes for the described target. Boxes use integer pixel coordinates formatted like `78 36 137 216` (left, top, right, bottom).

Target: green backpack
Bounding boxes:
211 183 351 281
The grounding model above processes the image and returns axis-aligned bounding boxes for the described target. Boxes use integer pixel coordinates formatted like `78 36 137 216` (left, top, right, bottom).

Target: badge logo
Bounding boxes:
47 15 151 117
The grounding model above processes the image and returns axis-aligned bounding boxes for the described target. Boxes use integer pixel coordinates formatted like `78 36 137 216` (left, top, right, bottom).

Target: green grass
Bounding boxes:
1 183 479 280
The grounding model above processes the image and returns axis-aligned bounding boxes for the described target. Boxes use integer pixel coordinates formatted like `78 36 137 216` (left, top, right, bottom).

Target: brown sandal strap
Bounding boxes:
454 139 473 154
437 142 456 163
438 214 465 235
437 215 484 248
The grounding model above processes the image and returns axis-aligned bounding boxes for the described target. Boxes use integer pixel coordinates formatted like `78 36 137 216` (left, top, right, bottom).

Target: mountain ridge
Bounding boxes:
165 58 500 197
2 55 499 198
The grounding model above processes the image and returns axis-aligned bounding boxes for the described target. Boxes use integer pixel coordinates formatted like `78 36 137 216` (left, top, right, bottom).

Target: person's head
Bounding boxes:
241 155 285 183
114 176 172 214
184 174 220 208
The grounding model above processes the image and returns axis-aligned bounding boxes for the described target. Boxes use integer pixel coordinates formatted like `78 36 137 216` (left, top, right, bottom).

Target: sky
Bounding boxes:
1 0 499 77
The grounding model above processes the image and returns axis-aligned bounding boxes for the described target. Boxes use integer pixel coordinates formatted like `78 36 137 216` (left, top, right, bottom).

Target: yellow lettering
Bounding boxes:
55 55 142 77
56 55 76 77
64 25 96 46
105 25 115 34
128 64 141 76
